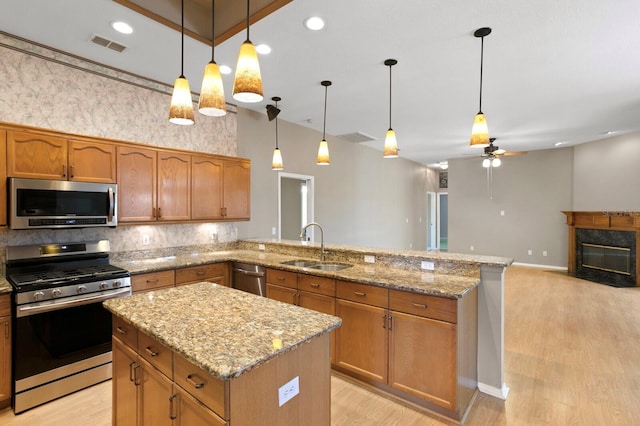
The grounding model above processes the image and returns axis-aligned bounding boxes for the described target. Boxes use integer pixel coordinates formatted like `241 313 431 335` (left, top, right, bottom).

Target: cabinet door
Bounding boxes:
117 146 157 222
191 155 223 220
158 151 191 221
0 131 6 226
389 311 457 410
335 299 388 383
222 160 250 220
7 131 67 179
112 337 139 426
174 385 226 426
299 291 336 363
266 283 297 305
68 140 116 183
139 357 173 426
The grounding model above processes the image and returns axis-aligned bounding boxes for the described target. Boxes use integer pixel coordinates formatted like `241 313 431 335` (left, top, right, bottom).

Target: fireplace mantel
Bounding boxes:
563 211 640 286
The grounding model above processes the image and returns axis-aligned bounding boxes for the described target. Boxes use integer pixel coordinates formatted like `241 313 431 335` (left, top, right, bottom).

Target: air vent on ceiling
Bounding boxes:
90 34 127 53
338 131 377 143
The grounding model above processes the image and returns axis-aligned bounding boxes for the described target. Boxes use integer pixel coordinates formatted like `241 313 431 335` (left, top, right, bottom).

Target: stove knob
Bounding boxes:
99 282 110 290
34 291 45 301
113 280 122 288
77 285 87 294
51 288 62 298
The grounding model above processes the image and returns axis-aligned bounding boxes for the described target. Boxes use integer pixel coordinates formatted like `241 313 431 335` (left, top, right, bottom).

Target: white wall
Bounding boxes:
236 108 428 250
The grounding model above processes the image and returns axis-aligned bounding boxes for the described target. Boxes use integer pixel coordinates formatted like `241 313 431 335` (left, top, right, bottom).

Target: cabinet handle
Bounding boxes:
196 270 206 276
152 207 156 218
309 283 320 288
116 326 128 335
129 361 137 382
144 346 159 357
133 364 141 386
5 320 9 338
146 279 159 284
353 291 366 297
382 314 387 329
70 164 74 178
186 374 205 389
157 207 162 218
62 164 67 178
169 393 177 420
276 276 285 281
411 302 427 309
389 316 394 330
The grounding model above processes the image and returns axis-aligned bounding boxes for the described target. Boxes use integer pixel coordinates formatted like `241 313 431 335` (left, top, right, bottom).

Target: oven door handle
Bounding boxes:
16 288 131 317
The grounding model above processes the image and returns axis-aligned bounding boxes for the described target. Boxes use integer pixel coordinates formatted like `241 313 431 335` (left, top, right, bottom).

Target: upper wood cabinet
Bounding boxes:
222 160 250 220
191 155 223 220
7 130 116 182
0 131 7 227
117 147 191 223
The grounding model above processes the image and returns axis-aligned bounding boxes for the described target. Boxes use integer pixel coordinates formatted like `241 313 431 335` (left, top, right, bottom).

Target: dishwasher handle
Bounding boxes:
232 268 265 278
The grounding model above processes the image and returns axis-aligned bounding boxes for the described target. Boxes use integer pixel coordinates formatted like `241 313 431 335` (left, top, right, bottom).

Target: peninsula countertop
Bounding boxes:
104 282 341 380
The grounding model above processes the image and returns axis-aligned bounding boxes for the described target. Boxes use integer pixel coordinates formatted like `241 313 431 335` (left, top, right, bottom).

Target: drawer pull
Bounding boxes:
146 278 159 283
186 374 205 389
196 270 206 276
411 302 428 309
145 346 159 357
116 326 128 335
353 291 366 297
276 276 285 281
309 283 320 288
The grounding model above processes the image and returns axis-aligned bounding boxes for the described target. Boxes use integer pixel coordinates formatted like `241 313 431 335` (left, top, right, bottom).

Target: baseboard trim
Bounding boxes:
477 382 510 400
512 262 567 271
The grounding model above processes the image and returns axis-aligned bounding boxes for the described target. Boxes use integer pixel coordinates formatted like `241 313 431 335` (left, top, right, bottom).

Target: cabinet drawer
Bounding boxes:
138 331 173 379
389 290 457 323
0 295 9 317
298 274 335 297
112 315 138 350
266 268 297 289
336 281 388 308
174 352 228 420
176 263 226 285
131 270 175 293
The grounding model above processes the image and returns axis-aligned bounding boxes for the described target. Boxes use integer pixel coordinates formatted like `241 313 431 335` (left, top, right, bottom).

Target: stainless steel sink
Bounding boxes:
308 263 352 271
281 259 319 267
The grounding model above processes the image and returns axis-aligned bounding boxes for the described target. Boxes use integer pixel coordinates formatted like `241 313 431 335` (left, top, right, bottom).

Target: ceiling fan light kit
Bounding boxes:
470 27 492 147
168 0 195 125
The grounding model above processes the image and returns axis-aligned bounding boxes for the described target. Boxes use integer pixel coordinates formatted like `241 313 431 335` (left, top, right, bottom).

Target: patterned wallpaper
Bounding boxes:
0 33 240 256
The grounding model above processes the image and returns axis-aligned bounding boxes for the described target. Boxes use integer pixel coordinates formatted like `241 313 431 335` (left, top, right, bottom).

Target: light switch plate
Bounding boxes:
258 244 266 251
364 255 375 263
421 261 435 271
278 376 299 407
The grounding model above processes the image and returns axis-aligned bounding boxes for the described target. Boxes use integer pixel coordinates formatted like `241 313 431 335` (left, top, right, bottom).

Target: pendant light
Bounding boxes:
198 0 226 116
317 80 332 165
232 0 263 103
169 0 195 125
267 96 283 170
383 58 399 158
470 27 492 147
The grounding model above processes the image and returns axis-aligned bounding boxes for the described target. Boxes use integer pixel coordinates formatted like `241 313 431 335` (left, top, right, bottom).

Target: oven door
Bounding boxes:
13 288 129 413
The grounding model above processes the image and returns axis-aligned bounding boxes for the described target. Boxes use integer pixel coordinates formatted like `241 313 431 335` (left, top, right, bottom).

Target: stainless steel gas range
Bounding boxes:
5 240 131 413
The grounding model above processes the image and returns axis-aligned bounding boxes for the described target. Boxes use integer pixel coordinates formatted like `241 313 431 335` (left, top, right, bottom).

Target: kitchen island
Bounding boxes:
104 282 341 425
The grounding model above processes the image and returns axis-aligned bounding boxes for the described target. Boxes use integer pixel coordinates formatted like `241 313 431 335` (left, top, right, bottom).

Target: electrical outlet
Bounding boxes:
543 251 548 256
142 235 149 246
258 244 266 251
211 232 218 242
500 210 505 216
364 255 376 264
470 245 474 251
421 261 435 271
527 250 533 255
272 227 276 235
278 376 299 407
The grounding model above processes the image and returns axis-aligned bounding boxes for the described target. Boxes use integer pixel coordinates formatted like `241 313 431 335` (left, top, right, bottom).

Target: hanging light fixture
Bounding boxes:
267 97 283 170
232 0 263 103
383 59 399 158
470 27 492 147
169 0 195 125
317 80 332 165
198 0 226 116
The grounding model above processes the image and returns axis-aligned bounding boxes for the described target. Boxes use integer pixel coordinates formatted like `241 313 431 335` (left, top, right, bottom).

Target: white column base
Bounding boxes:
478 382 510 400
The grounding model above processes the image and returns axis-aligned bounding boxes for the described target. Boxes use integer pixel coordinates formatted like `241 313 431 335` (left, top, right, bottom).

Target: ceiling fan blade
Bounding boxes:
501 151 528 156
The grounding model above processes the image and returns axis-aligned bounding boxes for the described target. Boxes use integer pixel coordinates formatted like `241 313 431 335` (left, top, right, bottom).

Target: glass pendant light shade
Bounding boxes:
272 148 283 170
492 157 501 167
317 140 330 165
198 62 226 116
169 76 195 125
232 41 263 103
482 158 491 168
383 129 399 158
470 112 489 146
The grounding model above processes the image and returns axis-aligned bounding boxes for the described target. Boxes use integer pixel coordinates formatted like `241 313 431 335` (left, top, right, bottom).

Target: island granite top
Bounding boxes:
103 282 341 380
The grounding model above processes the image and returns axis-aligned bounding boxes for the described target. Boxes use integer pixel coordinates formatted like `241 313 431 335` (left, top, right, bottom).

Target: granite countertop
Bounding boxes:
0 277 12 295
112 249 481 298
103 282 341 380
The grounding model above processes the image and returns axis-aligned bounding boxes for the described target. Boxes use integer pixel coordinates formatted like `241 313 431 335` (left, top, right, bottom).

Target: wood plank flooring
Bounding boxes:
1 266 639 425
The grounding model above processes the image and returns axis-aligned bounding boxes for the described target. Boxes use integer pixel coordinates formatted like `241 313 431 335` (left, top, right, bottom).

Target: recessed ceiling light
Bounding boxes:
604 130 616 135
255 44 271 55
111 21 133 35
554 141 566 147
304 16 325 31
219 65 232 75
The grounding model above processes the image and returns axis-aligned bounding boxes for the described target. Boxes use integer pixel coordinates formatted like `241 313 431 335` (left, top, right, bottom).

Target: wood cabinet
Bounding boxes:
118 147 191 223
221 160 250 220
0 131 6 227
175 263 227 287
0 294 11 407
131 270 176 294
113 337 139 426
7 130 116 182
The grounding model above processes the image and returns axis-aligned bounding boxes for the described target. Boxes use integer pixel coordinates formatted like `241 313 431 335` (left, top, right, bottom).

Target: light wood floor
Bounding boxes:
2 266 639 425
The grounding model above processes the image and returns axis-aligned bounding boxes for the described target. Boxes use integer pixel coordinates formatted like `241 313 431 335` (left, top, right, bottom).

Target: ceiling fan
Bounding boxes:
482 138 527 167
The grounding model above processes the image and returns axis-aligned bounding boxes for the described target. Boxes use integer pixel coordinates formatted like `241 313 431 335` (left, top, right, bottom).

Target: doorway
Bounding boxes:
438 192 448 251
278 173 314 241
426 191 448 251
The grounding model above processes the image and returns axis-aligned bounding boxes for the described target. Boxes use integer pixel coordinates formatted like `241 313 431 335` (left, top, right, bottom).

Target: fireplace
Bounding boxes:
563 211 640 287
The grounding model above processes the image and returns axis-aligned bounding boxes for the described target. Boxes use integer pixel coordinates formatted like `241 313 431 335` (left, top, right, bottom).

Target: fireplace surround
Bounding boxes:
563 211 640 287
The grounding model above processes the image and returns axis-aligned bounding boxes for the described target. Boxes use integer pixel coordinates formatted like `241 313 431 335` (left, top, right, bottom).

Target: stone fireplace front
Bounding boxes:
563 211 640 287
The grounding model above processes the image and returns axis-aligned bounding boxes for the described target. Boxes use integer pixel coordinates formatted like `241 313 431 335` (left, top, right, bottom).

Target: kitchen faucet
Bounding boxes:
300 222 326 262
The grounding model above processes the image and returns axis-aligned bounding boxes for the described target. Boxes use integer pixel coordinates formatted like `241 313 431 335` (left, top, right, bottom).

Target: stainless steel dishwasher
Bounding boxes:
232 262 266 296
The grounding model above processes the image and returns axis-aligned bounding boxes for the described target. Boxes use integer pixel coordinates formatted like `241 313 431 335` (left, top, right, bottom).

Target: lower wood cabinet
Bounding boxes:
131 270 176 294
175 263 228 287
0 294 11 407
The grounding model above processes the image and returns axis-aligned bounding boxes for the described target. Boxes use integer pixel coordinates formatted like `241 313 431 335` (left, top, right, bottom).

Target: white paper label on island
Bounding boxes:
278 376 300 407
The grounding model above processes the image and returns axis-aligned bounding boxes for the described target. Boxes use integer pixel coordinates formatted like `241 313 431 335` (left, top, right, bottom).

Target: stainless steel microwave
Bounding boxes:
9 178 117 229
